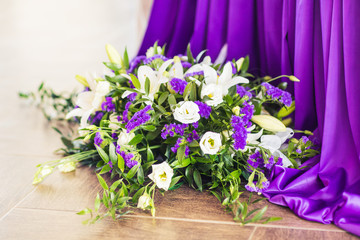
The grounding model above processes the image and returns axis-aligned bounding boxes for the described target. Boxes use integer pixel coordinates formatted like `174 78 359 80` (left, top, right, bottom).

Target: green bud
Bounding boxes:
289 75 300 82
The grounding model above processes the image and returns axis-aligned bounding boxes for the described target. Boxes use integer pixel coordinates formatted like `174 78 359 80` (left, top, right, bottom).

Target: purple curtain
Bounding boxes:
139 0 360 236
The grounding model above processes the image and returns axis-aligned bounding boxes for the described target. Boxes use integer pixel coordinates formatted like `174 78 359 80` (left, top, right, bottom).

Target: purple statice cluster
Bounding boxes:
231 115 248 150
111 132 118 140
240 101 254 124
122 102 132 123
127 92 137 102
94 132 103 147
247 151 265 169
186 130 200 142
184 71 204 78
170 78 188 94
181 61 192 68
261 82 292 107
194 101 212 119
143 55 168 64
171 138 190 156
236 85 252 99
125 105 152 132
101 97 116 112
127 55 146 73
245 181 270 193
89 111 104 125
161 123 188 139
296 136 311 153
116 145 138 168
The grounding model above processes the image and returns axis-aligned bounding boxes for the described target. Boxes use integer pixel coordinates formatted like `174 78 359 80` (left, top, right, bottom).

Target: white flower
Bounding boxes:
148 162 174 191
117 129 135 146
122 60 173 102
242 126 264 151
146 46 163 58
66 79 110 131
58 160 76 173
200 131 222 155
232 106 241 116
201 62 249 106
259 128 294 167
109 113 121 131
137 193 151 210
173 101 200 124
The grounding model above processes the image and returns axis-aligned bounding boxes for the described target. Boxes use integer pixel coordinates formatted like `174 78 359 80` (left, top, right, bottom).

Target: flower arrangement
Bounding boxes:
22 43 319 224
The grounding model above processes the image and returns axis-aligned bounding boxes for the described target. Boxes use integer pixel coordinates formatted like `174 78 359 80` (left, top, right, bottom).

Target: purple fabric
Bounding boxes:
140 0 360 236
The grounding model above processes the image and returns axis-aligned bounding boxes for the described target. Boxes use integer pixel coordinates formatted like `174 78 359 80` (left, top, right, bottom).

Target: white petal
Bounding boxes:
172 61 184 79
138 66 157 89
203 65 218 85
121 90 133 99
65 108 84 119
218 62 233 85
276 128 294 144
273 150 293 167
247 129 263 143
121 73 132 81
80 109 94 129
202 56 212 65
158 59 174 75
76 92 95 109
185 64 203 75
260 135 282 150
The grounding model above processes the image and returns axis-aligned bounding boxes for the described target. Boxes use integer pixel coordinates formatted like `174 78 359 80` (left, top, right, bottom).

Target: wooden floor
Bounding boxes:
0 1 358 239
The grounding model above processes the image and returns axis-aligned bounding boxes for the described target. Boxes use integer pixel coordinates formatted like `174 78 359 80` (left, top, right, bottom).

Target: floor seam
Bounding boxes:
248 226 257 240
13 207 346 233
0 186 38 222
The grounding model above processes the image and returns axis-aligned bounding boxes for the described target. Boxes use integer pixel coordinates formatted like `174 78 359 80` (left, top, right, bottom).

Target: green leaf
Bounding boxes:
129 74 141 90
99 164 111 174
241 202 248 220
182 82 192 101
61 136 73 149
158 92 169 105
117 154 125 172
188 140 199 147
142 160 157 171
94 193 100 212
110 179 123 192
168 94 177 106
177 145 186 162
169 176 182 189
185 166 194 186
241 56 250 73
109 143 117 164
278 101 295 118
262 216 282 224
187 44 194 64
132 187 145 203
103 62 122 71
147 145 154 162
128 134 143 145
137 165 144 185
190 82 197 101
145 77 150 96
141 125 156 132
251 205 268 222
95 145 109 163
126 164 139 179
193 169 202 191
77 208 91 215
97 174 109 191
210 191 222 202
123 47 129 69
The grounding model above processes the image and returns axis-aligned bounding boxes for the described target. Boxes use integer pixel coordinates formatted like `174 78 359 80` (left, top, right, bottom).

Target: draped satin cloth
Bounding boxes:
139 0 360 236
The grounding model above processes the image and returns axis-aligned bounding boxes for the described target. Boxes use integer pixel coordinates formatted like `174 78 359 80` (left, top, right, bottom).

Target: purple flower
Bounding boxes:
116 145 138 168
181 61 192 68
301 136 310 144
127 92 137 102
111 132 118 140
193 122 199 129
236 85 252 99
122 102 132 123
262 82 292 107
276 157 283 166
184 71 204 78
231 62 237 74
185 146 190 157
171 138 183 153
296 149 302 154
194 101 212 119
101 97 116 112
127 55 147 73
125 105 152 132
161 123 188 139
262 181 270 189
240 101 254 126
231 115 248 150
264 156 275 170
247 151 264 169
108 160 113 173
89 111 104 125
94 132 103 147
187 130 200 142
143 54 168 64
170 78 188 94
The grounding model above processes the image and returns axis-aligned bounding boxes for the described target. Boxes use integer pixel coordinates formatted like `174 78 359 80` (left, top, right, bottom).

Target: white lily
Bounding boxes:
122 59 174 102
66 78 110 131
241 125 264 151
259 128 294 167
201 62 249 106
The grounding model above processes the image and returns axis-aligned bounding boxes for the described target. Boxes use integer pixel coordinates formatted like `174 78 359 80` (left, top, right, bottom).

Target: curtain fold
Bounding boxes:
139 0 360 236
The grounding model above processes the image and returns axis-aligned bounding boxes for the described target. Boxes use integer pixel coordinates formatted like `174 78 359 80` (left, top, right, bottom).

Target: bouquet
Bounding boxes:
22 43 319 224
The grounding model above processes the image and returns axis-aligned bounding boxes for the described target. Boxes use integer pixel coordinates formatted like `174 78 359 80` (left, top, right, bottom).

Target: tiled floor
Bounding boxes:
0 1 358 239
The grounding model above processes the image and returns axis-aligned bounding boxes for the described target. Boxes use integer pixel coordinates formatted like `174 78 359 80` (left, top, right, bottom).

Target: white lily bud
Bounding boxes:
289 75 300 82
137 193 151 210
58 160 76 173
105 44 122 65
232 106 240 116
236 57 244 71
251 115 286 133
75 75 89 87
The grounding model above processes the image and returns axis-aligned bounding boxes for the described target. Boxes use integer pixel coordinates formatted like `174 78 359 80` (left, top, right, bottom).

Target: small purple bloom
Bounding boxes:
236 85 252 99
89 111 104 125
262 82 292 107
184 71 204 78
185 146 190 157
171 138 183 153
195 101 212 119
111 132 118 140
125 105 152 132
264 156 275 170
247 151 264 169
231 62 237 74
127 92 137 102
94 132 103 147
231 115 248 150
101 97 116 112
143 54 168 64
170 78 188 94
116 145 138 169
122 102 132 123
161 123 188 139
181 61 192 68
127 55 147 73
